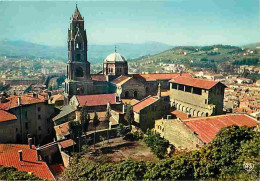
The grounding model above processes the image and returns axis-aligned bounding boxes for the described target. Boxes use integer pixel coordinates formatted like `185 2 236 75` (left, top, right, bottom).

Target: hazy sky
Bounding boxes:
0 0 259 46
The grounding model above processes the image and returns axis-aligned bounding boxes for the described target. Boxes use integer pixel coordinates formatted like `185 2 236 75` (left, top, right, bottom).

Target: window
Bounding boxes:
185 86 192 93
134 91 138 98
38 107 41 112
75 67 84 77
125 91 129 98
171 83 177 89
38 115 41 119
193 87 202 95
38 135 41 139
205 99 208 104
179 84 184 91
25 122 28 130
38 126 41 131
76 43 81 49
16 128 18 132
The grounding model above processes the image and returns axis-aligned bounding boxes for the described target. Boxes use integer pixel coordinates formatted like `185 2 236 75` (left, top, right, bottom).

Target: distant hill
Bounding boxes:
130 44 260 73
0 40 173 63
242 43 260 50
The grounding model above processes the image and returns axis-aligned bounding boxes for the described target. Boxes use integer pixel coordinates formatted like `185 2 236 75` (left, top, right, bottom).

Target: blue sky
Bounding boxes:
0 0 259 46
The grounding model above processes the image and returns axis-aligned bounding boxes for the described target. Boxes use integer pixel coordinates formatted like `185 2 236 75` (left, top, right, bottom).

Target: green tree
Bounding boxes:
125 104 134 126
80 105 90 134
93 112 100 149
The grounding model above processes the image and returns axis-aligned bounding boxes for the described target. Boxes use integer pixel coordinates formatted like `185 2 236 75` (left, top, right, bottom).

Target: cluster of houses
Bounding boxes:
0 5 259 180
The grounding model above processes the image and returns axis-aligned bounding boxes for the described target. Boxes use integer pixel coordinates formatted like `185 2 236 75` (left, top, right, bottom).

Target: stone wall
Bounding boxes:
155 118 204 151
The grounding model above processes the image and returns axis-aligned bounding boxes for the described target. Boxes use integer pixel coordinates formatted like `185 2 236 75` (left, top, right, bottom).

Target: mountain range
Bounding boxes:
0 40 173 63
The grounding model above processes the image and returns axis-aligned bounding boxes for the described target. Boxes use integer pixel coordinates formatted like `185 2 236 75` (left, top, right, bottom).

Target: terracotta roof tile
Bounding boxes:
112 75 131 84
170 109 189 120
183 114 259 144
0 144 55 180
0 94 45 110
91 74 107 82
133 73 191 81
76 93 117 107
0 110 17 122
49 164 65 178
169 76 225 90
133 96 159 113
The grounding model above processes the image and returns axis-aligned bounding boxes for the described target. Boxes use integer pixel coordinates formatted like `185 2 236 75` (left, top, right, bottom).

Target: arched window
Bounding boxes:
125 91 129 98
75 67 84 77
134 91 138 98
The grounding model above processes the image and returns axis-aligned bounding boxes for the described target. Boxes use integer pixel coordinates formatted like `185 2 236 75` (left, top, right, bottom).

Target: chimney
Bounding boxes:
18 150 23 161
36 149 41 161
157 83 161 98
33 93 38 98
122 104 126 114
28 138 32 149
17 97 21 106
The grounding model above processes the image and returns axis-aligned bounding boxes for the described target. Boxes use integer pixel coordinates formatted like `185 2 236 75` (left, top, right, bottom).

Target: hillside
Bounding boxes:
129 45 260 73
0 40 173 63
242 42 260 50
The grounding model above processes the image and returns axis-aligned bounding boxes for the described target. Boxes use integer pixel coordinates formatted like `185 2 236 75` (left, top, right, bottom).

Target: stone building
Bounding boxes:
155 114 259 150
103 52 128 76
169 76 226 117
64 5 93 100
132 85 170 131
0 94 56 144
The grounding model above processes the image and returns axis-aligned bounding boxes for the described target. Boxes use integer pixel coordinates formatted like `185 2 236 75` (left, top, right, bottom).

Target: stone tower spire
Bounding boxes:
65 4 93 102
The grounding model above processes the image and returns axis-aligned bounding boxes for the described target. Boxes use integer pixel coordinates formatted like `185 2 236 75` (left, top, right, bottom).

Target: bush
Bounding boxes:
144 129 169 159
61 126 260 180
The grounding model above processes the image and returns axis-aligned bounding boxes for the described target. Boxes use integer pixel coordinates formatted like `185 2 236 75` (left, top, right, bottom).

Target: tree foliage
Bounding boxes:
0 166 41 180
144 129 169 159
125 105 134 126
61 126 260 180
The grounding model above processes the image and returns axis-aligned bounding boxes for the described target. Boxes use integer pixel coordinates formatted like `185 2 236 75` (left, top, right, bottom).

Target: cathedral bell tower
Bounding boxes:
65 5 93 101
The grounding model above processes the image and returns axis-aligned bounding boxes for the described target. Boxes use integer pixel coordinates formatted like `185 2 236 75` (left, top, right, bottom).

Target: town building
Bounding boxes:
155 114 259 150
0 94 56 144
0 143 55 180
169 76 226 117
132 85 170 131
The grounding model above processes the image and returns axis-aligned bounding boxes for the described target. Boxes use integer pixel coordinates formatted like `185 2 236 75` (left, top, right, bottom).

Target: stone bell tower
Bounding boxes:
65 4 93 102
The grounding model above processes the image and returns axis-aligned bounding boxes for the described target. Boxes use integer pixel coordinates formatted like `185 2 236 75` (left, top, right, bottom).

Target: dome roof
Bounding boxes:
104 52 126 63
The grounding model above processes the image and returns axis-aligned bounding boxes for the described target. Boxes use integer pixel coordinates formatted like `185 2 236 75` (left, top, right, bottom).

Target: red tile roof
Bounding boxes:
0 144 54 180
112 75 131 84
76 93 117 107
169 76 224 90
0 110 17 122
133 96 159 113
183 114 259 144
91 74 107 82
0 94 45 110
49 164 65 178
170 109 189 120
133 73 191 81
59 139 75 149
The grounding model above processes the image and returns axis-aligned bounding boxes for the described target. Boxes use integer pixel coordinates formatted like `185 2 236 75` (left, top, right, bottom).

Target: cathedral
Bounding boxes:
64 5 192 102
64 6 225 118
